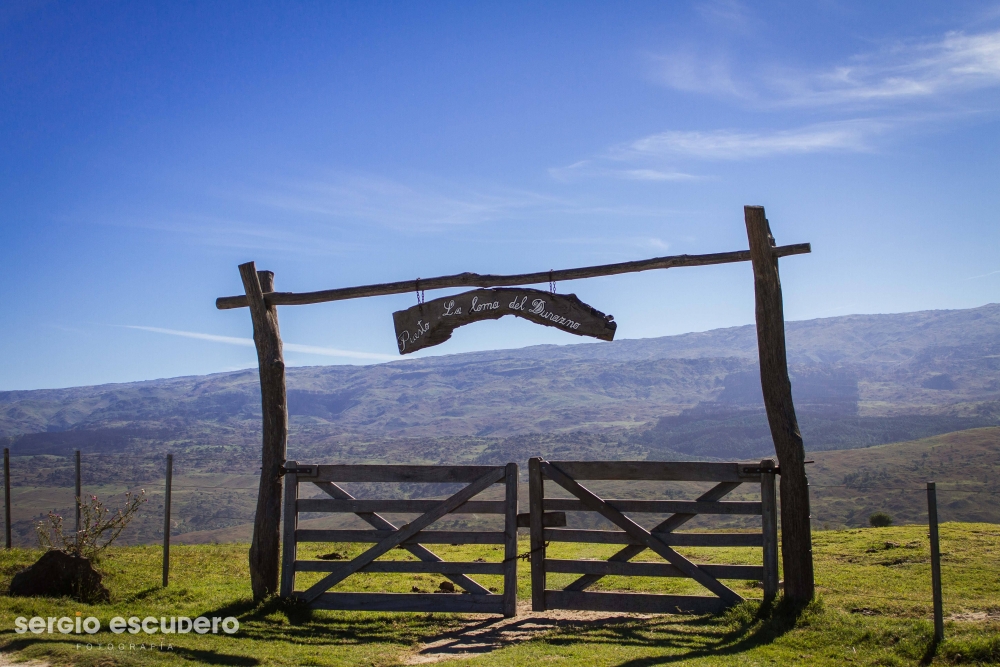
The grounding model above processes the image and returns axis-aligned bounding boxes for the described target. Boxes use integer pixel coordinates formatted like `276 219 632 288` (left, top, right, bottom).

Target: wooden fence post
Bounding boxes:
760 458 779 600
74 449 81 543
163 453 173 587
744 206 814 603
4 448 10 549
279 461 298 598
928 481 944 641
528 457 546 611
240 262 289 601
503 462 519 618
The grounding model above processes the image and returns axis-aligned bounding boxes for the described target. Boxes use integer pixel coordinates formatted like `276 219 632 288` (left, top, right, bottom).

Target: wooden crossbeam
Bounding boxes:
300 467 506 603
311 481 490 595
540 461 742 606
565 481 740 592
216 244 811 310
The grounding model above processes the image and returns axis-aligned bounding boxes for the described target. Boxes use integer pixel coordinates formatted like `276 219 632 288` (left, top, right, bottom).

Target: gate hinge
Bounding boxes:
280 465 318 477
741 465 780 475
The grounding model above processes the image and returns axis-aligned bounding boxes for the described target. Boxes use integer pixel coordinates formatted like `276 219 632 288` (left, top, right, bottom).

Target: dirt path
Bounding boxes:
404 603 653 664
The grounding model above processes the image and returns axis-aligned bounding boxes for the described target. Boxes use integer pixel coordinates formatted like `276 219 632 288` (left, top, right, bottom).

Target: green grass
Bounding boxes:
1 523 998 666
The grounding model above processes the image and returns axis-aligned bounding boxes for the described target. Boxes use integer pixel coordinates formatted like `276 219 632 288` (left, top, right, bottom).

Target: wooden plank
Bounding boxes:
295 560 504 575
240 265 288 601
760 460 779 600
300 467 506 602
544 529 763 547
296 529 506 545
217 244 811 310
745 206 814 603
543 461 760 482
517 511 566 528
312 481 489 595
502 462 518 618
311 465 505 483
565 481 741 593
529 457 546 612
540 461 742 605
279 461 298 598
309 592 505 614
545 591 728 615
542 499 761 515
297 499 506 514
394 288 616 355
545 559 763 580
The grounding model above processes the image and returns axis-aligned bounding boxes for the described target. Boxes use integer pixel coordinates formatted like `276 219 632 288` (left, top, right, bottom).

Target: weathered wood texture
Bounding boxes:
542 499 761 514
393 288 616 354
295 529 506 544
928 481 944 640
3 448 10 550
744 206 814 603
546 591 727 615
516 511 566 527
162 453 172 588
503 462 519 618
541 461 743 605
310 480 489 595
240 264 288 601
542 461 763 482
546 560 763 580
529 457 546 611
296 499 506 514
284 464 516 615
300 467 505 603
543 529 763 547
565 481 740 593
279 461 298 598
760 460 779 600
307 464 506 483
217 244 811 310
296 560 505 574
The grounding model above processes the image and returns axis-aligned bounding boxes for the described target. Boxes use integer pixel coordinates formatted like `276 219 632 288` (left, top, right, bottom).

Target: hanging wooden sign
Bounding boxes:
392 288 616 355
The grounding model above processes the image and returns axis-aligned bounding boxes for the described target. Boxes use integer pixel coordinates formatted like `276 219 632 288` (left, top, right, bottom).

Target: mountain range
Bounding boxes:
2 302 999 462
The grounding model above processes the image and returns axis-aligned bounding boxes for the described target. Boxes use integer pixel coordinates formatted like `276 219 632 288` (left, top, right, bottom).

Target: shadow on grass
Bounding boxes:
194 595 829 664
2 637 259 666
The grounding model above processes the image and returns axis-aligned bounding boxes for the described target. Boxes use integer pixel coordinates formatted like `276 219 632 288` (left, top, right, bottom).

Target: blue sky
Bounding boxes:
2 1 999 390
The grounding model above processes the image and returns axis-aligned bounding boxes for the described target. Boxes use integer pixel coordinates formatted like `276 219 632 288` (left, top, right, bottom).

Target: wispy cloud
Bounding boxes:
651 29 1000 109
242 173 552 232
618 119 884 161
549 161 701 183
778 30 1000 108
124 326 394 361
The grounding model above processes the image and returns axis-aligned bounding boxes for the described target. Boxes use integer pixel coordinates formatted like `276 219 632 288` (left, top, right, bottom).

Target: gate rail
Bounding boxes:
280 461 518 616
529 458 778 615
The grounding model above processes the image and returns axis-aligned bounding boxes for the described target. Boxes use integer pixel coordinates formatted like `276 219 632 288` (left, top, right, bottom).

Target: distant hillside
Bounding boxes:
808 426 1000 528
1 303 998 464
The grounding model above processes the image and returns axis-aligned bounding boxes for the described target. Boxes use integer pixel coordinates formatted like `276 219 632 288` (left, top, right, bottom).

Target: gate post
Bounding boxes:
760 458 779 600
503 462 519 617
240 263 289 601
745 206 814 603
280 460 298 598
528 457 546 611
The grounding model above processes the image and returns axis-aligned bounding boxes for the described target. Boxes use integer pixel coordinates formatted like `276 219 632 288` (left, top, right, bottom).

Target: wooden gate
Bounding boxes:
528 458 778 614
280 461 518 616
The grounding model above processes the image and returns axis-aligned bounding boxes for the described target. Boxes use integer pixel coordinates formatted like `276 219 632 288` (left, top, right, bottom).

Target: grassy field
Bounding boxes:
0 523 998 666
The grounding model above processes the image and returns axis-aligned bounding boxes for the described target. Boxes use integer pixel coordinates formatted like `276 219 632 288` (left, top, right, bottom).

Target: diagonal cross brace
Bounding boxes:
541 461 743 606
312 481 490 595
565 481 741 592
301 467 506 603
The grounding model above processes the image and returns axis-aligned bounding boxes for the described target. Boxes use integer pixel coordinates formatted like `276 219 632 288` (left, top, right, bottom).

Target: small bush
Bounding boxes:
869 512 894 527
37 490 146 559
